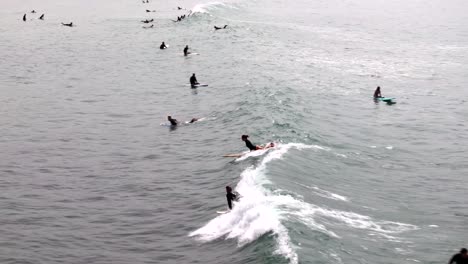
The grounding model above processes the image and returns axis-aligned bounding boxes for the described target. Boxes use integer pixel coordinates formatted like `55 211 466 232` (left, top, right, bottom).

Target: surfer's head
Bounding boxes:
461 248 467 254
167 116 172 120
226 186 232 193
241 135 249 141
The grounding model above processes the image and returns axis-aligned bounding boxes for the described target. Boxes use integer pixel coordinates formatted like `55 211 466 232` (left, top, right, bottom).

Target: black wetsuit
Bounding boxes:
245 139 256 151
160 44 166 49
190 76 198 86
226 192 237 210
168 118 178 126
184 46 189 55
449 254 468 264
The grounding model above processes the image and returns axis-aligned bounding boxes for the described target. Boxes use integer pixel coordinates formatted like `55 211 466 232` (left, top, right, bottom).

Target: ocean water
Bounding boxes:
1 0 467 263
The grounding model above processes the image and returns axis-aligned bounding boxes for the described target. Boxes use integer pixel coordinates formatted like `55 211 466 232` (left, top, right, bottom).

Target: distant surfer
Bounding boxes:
61 22 73 27
160 42 167 49
190 73 199 88
141 19 153 23
167 116 178 126
189 118 198 123
214 25 228 30
143 24 153 29
31 10 36 14
373 86 382 98
241 135 274 151
177 6 183 10
184 45 190 56
225 186 237 210
39 14 44 20
23 14 26 21
449 248 468 264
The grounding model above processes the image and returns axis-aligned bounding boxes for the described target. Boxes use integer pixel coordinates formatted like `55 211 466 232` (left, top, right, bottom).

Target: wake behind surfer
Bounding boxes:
449 248 468 264
374 86 382 98
241 135 274 151
226 186 237 210
190 73 199 88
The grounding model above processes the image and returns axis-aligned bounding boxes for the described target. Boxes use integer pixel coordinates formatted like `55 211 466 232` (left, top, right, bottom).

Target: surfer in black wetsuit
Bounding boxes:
449 248 468 264
241 135 274 151
226 186 237 210
184 45 189 56
373 86 382 98
214 25 228 30
23 14 26 21
190 73 199 88
62 22 73 27
39 14 44 20
189 118 198 123
160 42 167 49
167 116 178 126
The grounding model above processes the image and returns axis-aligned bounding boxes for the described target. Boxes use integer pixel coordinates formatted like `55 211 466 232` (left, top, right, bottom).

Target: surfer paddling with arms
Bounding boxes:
241 135 274 151
449 248 468 264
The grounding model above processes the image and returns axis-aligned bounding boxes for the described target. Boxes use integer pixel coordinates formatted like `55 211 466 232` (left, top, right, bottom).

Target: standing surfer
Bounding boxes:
225 186 237 210
184 45 190 56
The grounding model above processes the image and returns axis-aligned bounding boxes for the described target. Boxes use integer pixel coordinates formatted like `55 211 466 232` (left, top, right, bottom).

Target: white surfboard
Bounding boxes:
216 210 230 214
191 84 208 88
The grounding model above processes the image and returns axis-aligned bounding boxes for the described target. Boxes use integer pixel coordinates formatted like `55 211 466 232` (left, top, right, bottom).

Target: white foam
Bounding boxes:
191 1 226 14
293 181 349 202
189 143 321 263
189 142 417 263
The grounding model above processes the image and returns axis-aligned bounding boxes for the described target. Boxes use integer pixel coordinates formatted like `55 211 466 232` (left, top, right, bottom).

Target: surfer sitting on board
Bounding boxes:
449 248 468 264
226 186 237 210
167 116 178 126
373 86 382 98
160 42 167 49
241 135 274 151
190 73 199 88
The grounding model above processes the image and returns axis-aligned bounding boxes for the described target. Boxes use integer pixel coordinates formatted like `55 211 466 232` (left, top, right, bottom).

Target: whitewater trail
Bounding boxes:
189 143 418 264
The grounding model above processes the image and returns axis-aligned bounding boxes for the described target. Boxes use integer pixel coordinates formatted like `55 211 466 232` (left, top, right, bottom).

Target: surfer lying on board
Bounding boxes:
214 25 228 30
373 86 382 98
241 135 274 151
226 186 237 210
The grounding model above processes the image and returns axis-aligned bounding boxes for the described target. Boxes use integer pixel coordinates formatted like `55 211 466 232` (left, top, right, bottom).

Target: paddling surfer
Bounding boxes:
241 135 274 151
214 25 228 30
61 22 73 27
